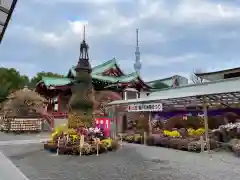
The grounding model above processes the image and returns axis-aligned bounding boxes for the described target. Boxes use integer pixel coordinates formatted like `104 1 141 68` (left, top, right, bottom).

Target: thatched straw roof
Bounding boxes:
3 86 47 118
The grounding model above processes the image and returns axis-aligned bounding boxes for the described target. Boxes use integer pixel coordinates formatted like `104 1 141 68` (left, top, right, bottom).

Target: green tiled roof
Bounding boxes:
92 72 139 83
40 59 146 87
40 77 72 87
92 58 120 75
68 58 121 77
40 72 141 87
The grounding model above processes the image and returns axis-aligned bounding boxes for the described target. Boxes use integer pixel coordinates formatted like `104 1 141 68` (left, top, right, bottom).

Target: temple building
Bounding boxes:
36 58 152 117
36 58 151 117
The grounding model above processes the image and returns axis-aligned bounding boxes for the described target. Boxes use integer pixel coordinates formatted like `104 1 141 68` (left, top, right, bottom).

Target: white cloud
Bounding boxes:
69 20 88 34
2 0 240 81
15 0 240 49
139 0 240 25
32 0 132 6
142 53 200 67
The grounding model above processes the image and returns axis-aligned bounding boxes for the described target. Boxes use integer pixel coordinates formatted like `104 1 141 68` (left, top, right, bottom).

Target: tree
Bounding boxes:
0 68 29 103
152 81 169 89
191 68 203 84
29 72 63 88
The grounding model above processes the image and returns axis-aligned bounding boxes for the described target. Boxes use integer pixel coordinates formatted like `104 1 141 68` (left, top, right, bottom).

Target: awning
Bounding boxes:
107 77 240 107
0 0 18 43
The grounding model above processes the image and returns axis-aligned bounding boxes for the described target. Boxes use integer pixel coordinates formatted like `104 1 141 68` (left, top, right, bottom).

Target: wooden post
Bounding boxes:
79 135 84 156
79 141 82 156
96 142 99 156
200 136 204 152
203 96 210 153
120 134 123 148
56 137 60 155
144 132 147 145
148 112 152 136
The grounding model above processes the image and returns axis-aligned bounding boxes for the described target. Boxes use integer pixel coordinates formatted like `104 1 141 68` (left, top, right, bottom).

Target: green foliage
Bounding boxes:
0 68 64 103
69 63 94 128
0 68 29 103
70 100 93 111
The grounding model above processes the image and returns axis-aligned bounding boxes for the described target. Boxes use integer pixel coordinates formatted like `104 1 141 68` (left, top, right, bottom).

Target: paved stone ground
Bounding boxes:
0 142 239 180
3 144 193 180
0 132 50 141
0 134 239 180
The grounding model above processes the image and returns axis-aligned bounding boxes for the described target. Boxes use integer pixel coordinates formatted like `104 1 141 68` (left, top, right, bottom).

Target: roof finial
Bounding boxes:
76 24 91 73
83 25 86 41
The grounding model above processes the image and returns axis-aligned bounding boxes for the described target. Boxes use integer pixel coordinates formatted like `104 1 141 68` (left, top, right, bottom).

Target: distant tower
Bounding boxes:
134 28 141 74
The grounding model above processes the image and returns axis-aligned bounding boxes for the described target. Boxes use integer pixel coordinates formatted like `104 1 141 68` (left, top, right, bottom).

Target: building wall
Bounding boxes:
139 91 150 98
126 91 138 99
178 76 188 86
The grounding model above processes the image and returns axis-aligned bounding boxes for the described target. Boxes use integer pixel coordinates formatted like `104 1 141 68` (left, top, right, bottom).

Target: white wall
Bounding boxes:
139 91 150 98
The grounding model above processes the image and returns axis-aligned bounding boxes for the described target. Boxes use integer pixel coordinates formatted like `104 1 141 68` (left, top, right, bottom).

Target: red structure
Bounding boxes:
35 58 150 125
95 117 111 137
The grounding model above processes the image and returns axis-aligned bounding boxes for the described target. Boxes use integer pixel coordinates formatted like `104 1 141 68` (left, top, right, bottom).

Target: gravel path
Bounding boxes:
0 142 238 180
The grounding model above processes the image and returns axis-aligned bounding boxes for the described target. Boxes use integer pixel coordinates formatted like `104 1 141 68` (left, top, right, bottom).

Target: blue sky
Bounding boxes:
1 0 240 81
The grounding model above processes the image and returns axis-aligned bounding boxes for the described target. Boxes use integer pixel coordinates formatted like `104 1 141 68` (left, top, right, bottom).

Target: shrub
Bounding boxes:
232 144 240 157
177 138 191 150
187 128 205 136
168 138 181 149
125 135 134 143
111 140 119 150
159 137 170 147
133 134 143 144
163 130 181 137
146 136 154 146
188 141 202 153
195 128 205 135
101 138 112 149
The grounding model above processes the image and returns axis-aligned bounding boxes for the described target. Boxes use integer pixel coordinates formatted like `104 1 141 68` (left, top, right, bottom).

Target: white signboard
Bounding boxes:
127 103 163 112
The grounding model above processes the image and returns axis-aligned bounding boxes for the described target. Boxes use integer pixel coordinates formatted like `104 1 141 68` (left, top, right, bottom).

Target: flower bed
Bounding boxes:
44 125 119 156
122 128 218 153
